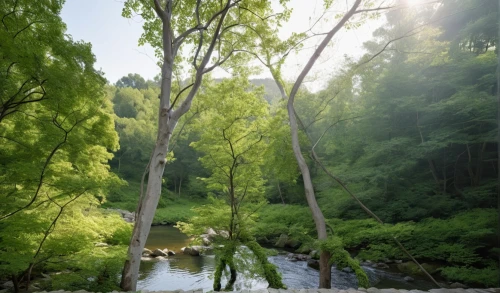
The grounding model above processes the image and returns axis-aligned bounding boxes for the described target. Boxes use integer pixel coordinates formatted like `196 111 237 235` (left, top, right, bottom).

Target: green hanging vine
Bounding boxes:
213 241 238 291
246 240 286 289
319 236 370 288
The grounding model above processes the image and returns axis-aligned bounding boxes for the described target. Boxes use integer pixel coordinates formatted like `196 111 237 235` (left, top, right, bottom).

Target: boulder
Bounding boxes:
1 281 13 289
201 236 211 246
404 276 414 282
167 250 176 256
162 248 170 254
205 227 217 236
307 259 320 270
219 230 229 239
375 262 390 269
450 282 467 289
143 248 153 255
151 248 168 257
287 253 309 261
275 234 288 248
183 246 201 256
284 238 301 249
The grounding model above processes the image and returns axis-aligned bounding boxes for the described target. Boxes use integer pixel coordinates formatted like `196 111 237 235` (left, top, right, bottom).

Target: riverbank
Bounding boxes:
33 287 500 293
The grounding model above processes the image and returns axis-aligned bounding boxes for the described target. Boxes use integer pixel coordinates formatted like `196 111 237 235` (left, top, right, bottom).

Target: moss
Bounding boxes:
246 240 286 289
320 236 369 288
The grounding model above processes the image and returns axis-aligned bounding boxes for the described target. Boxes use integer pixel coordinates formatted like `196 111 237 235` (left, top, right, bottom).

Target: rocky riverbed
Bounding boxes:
31 287 500 293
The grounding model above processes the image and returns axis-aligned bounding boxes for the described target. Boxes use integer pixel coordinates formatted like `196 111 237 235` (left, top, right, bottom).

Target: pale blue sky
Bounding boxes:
61 0 159 83
60 0 384 88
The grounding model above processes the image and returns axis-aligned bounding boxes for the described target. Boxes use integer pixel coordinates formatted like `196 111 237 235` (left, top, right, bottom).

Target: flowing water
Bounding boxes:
138 226 436 292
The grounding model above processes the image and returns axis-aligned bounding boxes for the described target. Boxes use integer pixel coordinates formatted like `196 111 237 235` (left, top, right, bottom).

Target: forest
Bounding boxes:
0 0 498 292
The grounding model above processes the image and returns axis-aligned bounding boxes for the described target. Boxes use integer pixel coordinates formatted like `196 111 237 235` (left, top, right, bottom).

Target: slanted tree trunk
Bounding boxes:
282 1 362 287
120 1 234 289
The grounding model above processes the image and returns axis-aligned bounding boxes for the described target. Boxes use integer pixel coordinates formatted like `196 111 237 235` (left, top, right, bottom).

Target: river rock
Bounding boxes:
307 259 320 270
404 276 414 282
1 281 13 289
183 246 202 256
201 236 211 246
287 253 310 261
109 208 135 223
168 250 175 256
143 248 153 255
375 262 390 269
450 282 467 289
205 227 217 236
219 230 229 239
151 248 168 257
342 267 353 273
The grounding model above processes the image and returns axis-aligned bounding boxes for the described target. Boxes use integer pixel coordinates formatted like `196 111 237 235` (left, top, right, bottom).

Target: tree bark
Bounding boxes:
286 100 332 287
121 111 175 291
282 1 362 287
121 45 176 291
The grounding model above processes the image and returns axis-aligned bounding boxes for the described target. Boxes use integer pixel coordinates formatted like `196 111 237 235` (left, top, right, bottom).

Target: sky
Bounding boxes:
60 0 385 89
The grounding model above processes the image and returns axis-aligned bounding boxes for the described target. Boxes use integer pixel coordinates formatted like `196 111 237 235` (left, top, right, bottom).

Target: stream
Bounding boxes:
137 226 436 292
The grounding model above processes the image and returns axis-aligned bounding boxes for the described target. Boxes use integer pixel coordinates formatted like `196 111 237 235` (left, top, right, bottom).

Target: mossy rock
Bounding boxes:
275 234 288 248
296 243 313 254
397 261 440 276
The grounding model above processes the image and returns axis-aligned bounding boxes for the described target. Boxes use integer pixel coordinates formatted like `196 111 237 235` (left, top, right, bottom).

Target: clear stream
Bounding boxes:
138 226 436 292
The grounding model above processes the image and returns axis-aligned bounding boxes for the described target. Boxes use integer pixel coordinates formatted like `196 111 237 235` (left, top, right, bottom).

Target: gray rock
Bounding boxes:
307 259 320 270
1 281 13 289
151 248 168 257
168 250 176 256
375 262 390 269
205 227 217 236
395 259 403 264
143 248 153 255
367 287 380 293
450 282 467 289
219 230 229 239
404 276 414 282
201 236 211 246
183 246 201 256
342 267 353 273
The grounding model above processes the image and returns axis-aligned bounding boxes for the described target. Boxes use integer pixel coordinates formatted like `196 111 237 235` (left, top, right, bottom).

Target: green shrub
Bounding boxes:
440 265 499 287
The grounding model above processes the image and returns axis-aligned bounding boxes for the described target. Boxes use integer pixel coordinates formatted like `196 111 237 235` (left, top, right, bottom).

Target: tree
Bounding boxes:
0 1 126 290
119 0 290 290
181 77 284 290
116 73 148 90
247 0 367 287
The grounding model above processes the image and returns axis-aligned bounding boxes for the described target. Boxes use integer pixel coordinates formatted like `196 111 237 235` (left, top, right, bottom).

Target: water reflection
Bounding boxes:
138 226 437 292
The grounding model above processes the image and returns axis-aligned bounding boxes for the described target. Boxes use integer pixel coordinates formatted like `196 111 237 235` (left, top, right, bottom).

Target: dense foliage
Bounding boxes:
1 0 498 290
